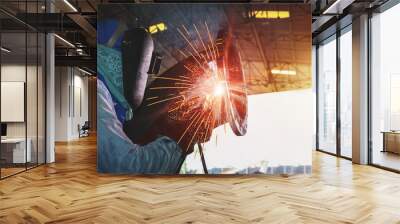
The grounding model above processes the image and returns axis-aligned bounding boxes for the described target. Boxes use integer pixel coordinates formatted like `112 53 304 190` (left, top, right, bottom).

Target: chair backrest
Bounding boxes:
82 121 90 129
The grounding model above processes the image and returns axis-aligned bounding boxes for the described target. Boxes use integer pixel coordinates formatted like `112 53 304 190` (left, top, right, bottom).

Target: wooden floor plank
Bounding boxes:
1 135 400 223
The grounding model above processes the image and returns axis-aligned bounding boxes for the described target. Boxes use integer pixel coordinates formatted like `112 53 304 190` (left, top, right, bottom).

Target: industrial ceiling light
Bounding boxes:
54 34 75 48
271 69 297 76
63 0 78 12
248 10 290 19
78 67 93 76
148 23 167 34
76 48 84 55
322 0 355 15
1 47 11 53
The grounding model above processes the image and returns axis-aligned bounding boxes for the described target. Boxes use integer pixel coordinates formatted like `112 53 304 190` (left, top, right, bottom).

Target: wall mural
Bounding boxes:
97 3 312 174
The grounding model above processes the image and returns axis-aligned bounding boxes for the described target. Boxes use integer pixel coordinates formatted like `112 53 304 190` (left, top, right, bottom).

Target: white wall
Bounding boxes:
1 65 39 137
185 89 313 174
1 82 25 122
1 65 26 139
55 67 68 141
72 73 89 137
55 67 89 141
1 64 46 163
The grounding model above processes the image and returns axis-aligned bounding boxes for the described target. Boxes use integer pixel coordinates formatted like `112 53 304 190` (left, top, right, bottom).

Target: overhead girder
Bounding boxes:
55 55 96 72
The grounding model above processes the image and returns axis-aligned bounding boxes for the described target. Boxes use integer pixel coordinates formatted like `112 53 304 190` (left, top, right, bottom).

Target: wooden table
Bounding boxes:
381 131 400 154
